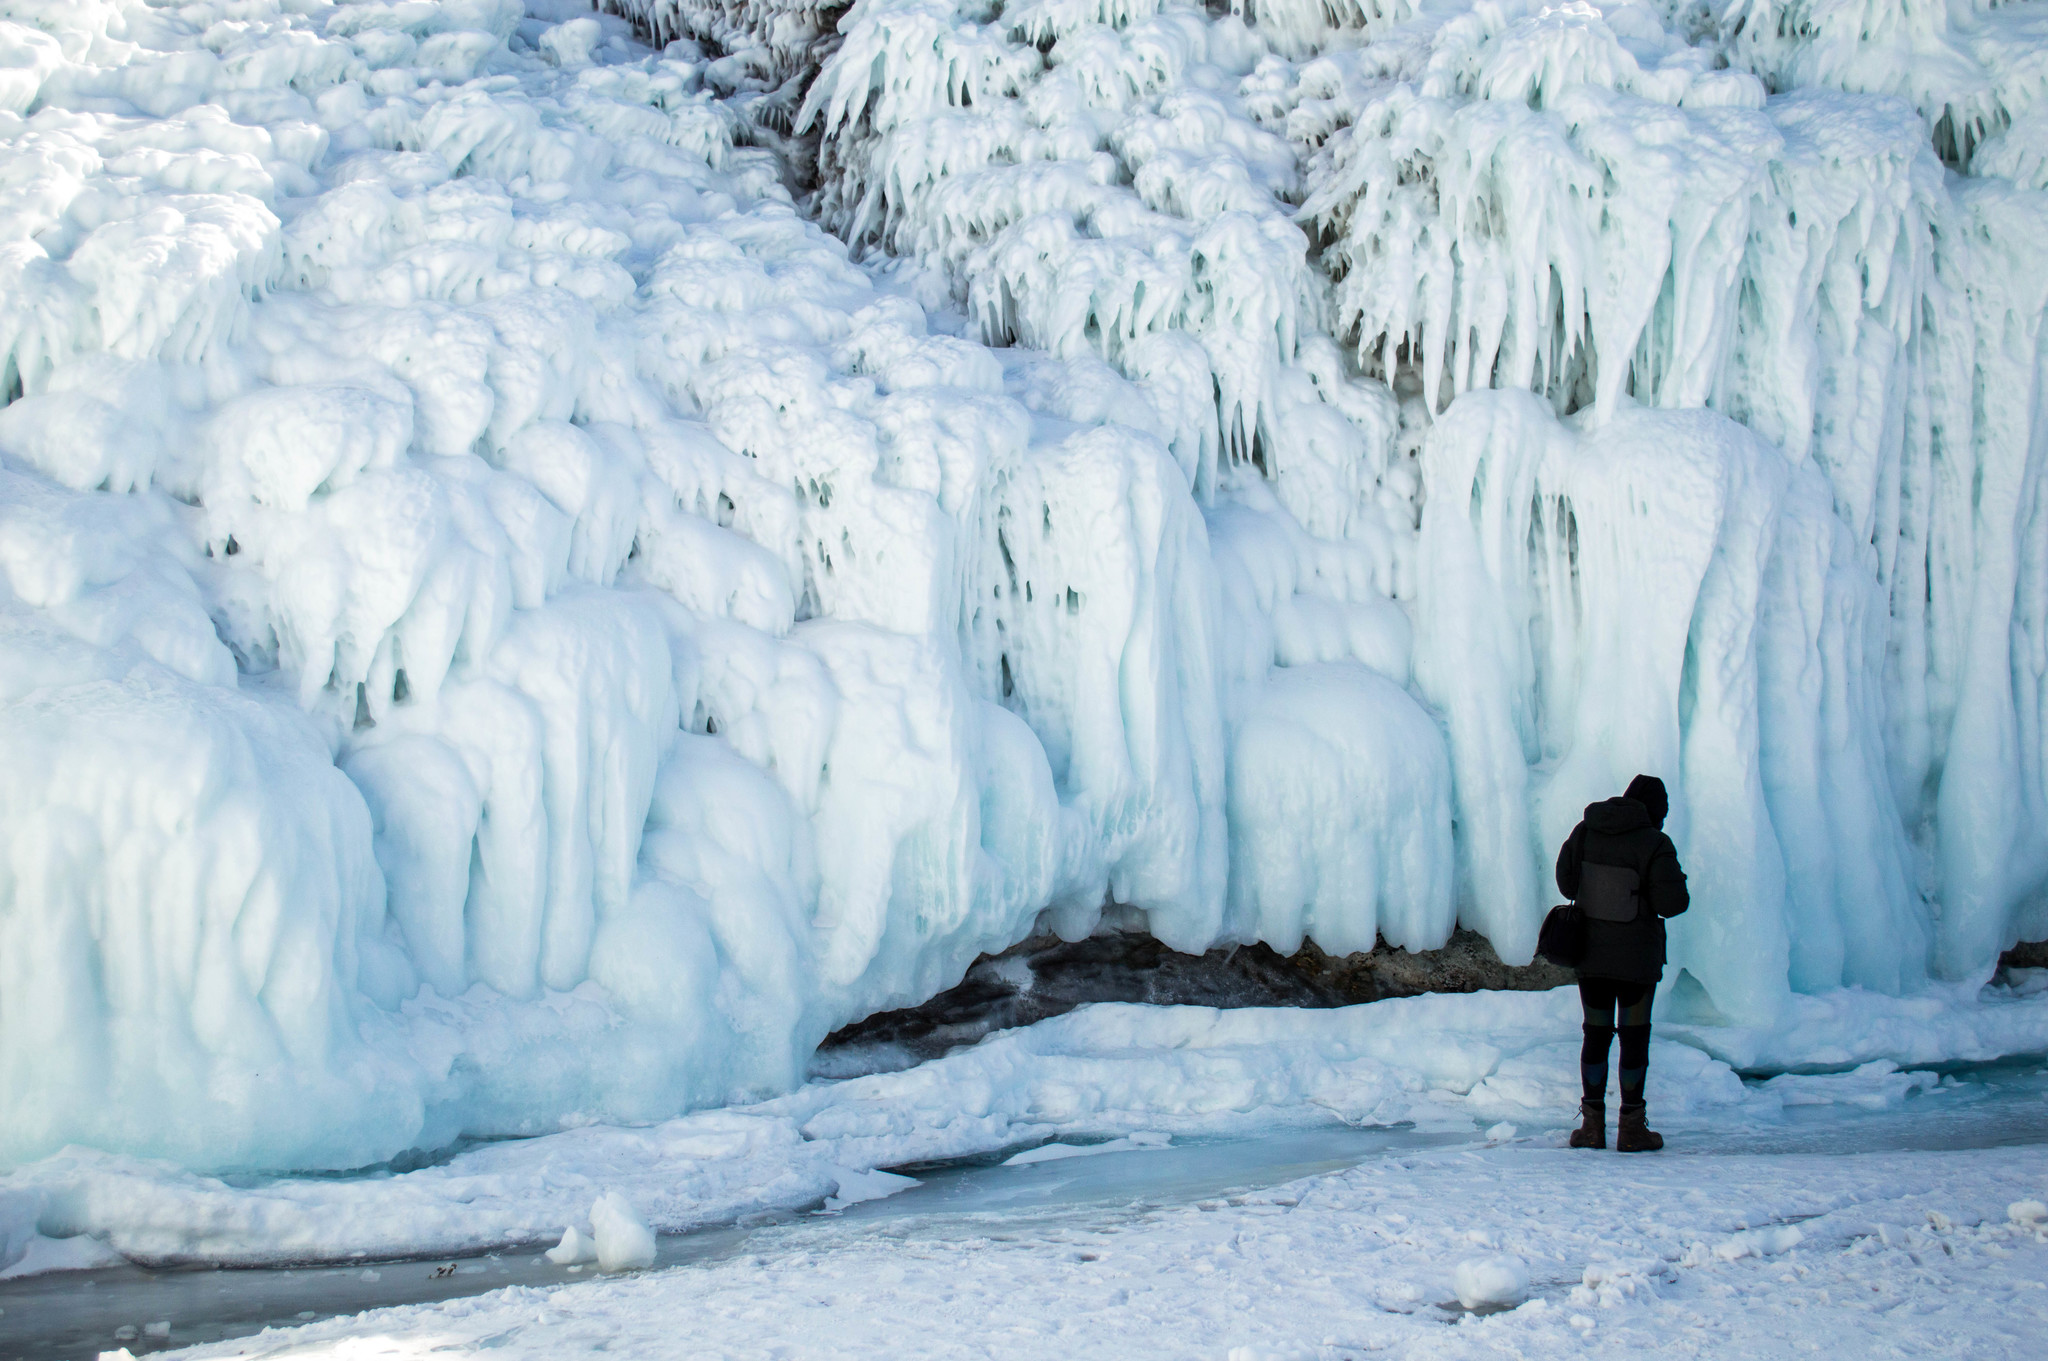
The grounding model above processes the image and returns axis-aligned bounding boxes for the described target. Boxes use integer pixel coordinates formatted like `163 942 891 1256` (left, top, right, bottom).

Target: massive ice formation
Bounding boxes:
781 0 2048 1016
0 0 2043 1170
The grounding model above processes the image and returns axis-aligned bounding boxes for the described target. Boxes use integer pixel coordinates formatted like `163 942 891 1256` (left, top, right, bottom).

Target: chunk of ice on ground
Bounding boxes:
543 1225 597 1267
589 1192 656 1272
822 1168 920 1211
1452 1254 1530 1309
1714 1225 1805 1261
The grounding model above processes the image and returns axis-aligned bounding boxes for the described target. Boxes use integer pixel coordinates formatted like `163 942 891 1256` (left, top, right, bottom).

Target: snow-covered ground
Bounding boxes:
5 975 2046 1280
153 1143 2048 1360
48 1037 2048 1359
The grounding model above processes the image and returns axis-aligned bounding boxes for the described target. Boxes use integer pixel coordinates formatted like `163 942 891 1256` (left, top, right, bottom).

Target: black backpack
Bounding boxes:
1537 863 1640 966
1577 863 1641 922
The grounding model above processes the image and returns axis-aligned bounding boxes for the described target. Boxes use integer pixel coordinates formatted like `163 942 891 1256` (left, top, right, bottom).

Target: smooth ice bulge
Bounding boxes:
0 0 2043 1172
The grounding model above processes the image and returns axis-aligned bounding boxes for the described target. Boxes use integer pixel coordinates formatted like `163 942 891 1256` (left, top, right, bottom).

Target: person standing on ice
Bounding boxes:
1554 774 1689 1152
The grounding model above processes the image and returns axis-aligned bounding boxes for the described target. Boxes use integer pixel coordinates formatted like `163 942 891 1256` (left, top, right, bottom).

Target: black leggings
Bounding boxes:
1579 979 1653 1109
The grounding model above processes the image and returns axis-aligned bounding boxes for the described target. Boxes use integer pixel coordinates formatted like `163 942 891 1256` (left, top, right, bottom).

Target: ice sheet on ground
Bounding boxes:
1002 1131 1172 1165
4 0 2048 1189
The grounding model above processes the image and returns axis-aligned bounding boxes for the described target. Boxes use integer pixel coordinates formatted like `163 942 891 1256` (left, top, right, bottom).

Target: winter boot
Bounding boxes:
1616 1105 1663 1152
1569 1101 1606 1149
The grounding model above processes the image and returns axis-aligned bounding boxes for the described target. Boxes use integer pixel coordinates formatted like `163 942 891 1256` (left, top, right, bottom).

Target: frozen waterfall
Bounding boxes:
0 0 2043 1171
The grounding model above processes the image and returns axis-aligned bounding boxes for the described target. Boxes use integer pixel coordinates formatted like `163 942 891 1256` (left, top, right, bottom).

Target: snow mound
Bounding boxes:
1451 1252 1529 1309
1712 1223 1804 1261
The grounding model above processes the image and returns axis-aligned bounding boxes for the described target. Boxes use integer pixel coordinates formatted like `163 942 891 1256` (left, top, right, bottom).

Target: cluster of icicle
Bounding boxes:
0 0 1440 1171
766 0 2048 1008
0 0 2044 1173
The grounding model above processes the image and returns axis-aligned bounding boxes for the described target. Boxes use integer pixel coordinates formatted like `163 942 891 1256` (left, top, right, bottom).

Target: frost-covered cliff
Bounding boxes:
0 0 2043 1171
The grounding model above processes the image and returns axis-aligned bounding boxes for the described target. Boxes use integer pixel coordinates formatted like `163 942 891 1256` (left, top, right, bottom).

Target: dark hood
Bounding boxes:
1624 773 1669 826
1584 796 1653 835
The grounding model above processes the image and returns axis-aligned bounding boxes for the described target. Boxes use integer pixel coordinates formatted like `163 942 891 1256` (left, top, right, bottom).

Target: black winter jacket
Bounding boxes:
1555 796 1689 986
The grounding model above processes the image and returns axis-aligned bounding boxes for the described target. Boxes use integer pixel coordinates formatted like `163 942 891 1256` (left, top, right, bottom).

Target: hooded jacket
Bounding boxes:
1554 777 1689 985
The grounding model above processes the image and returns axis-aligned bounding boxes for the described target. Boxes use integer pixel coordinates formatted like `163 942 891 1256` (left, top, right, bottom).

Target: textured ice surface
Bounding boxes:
0 0 2045 1173
788 0 2048 1017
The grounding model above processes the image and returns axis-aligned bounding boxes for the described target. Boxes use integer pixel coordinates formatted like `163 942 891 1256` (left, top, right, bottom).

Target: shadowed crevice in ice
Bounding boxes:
813 927 1575 1074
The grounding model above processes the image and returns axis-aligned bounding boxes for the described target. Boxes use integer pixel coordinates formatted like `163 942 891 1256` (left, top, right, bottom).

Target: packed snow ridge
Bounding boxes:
0 0 2043 1173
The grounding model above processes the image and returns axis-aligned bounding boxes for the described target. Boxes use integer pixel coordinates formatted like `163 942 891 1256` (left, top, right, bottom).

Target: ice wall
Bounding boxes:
773 0 2048 1017
1 0 2045 1171
0 0 1446 1171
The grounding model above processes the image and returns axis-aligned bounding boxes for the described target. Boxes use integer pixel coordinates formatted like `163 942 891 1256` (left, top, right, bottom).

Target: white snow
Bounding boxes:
2 978 2043 1272
0 0 2046 1191
1710 1223 1804 1261
152 1106 2048 1360
1451 1252 1530 1309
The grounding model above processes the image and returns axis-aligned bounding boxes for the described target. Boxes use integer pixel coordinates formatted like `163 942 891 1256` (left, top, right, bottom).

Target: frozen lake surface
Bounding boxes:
5 1058 2042 1361
2 1127 1459 1359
